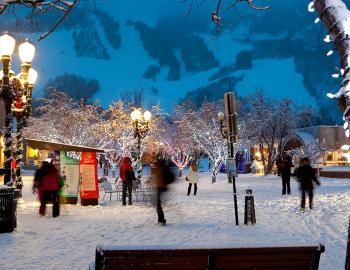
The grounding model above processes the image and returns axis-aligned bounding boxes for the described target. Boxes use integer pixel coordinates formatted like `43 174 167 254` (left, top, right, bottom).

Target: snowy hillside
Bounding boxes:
0 0 337 111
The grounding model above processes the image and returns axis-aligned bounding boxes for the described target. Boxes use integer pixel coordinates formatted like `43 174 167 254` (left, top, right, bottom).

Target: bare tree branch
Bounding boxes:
225 0 271 11
181 0 270 27
38 0 78 41
0 0 79 41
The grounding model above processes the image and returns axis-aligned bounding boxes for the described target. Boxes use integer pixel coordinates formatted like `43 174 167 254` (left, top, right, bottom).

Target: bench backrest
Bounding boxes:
95 245 325 270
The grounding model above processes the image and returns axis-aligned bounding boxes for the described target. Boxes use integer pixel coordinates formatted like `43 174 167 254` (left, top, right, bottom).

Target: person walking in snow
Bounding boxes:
276 156 283 176
119 157 134 205
295 157 320 211
279 155 292 195
33 159 60 217
151 158 175 225
186 162 199 196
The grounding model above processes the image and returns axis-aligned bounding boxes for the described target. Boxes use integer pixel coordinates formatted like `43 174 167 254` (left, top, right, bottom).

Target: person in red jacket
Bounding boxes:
119 157 134 205
34 159 60 217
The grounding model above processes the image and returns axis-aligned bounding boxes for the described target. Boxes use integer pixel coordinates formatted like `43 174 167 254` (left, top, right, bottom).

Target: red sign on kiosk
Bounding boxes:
80 152 99 206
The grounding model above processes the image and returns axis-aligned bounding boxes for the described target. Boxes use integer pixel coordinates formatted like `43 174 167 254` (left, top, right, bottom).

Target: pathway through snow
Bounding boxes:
0 172 349 270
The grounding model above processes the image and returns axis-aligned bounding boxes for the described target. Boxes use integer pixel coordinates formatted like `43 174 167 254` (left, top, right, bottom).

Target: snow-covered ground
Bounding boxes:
0 171 349 270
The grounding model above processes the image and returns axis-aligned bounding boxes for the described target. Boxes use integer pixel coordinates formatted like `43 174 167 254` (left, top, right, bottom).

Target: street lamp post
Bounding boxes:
130 109 151 178
218 92 239 225
0 33 37 194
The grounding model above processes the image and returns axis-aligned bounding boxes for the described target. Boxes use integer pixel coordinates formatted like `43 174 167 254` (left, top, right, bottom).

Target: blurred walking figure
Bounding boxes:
295 157 321 211
151 158 175 225
187 162 199 196
276 155 292 195
119 157 134 205
33 159 60 217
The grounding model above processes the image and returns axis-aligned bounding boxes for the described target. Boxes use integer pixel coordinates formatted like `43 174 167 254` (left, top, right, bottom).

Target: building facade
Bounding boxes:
283 125 350 166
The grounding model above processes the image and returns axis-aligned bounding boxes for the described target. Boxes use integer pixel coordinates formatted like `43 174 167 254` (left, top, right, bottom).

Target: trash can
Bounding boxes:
0 185 16 233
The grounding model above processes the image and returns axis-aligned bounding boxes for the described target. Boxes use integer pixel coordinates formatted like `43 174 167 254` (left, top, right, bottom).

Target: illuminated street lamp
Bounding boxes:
130 109 152 177
0 33 37 194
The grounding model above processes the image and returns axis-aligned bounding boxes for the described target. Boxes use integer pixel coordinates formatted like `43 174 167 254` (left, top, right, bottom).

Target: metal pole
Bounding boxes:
229 141 238 225
346 216 350 270
15 114 24 196
232 176 239 225
1 55 13 186
137 136 142 178
14 64 31 195
224 92 239 225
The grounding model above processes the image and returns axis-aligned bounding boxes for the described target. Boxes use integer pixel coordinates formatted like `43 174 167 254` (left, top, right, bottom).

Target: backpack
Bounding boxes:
125 170 137 182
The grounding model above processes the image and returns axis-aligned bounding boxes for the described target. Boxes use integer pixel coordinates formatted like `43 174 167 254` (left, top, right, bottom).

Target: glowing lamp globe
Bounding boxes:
0 33 16 56
131 109 141 121
19 40 35 63
27 68 38 85
143 111 152 122
217 112 225 121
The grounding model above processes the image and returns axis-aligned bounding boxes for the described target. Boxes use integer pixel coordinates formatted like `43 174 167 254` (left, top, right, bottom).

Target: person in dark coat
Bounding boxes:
119 157 134 205
275 156 283 176
295 157 321 211
33 159 60 217
151 158 175 225
281 156 292 195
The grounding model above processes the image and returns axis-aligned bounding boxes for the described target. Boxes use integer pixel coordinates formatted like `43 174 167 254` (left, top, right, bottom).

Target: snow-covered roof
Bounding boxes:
295 131 316 147
25 138 116 153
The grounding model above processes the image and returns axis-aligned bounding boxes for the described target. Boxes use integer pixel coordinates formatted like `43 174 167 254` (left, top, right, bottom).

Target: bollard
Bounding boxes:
346 216 350 270
244 188 256 225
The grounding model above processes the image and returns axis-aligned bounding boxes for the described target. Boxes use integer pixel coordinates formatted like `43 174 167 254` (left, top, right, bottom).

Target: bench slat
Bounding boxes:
216 253 313 261
103 264 204 270
103 255 208 265
95 245 324 270
100 247 319 257
215 260 312 267
216 253 313 262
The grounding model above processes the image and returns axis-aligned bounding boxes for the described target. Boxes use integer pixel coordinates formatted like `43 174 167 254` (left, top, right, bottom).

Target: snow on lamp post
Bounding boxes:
218 92 239 226
131 109 151 178
0 33 36 195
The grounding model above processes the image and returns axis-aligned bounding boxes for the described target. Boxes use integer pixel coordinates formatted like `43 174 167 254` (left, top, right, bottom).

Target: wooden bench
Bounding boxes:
91 244 325 270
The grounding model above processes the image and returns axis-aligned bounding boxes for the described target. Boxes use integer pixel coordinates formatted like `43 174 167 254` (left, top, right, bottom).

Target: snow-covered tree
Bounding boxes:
101 100 136 159
176 100 227 183
167 140 192 177
286 141 324 166
159 123 193 177
24 91 106 148
100 100 167 166
241 90 314 174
